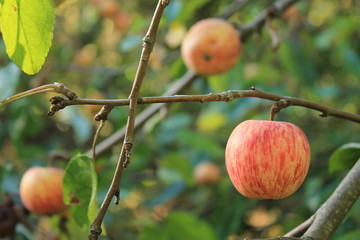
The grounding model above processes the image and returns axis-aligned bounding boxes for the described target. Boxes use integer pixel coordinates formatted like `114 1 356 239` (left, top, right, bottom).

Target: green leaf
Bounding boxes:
63 155 95 227
329 143 360 173
137 211 219 240
164 212 219 240
87 161 107 235
0 0 55 74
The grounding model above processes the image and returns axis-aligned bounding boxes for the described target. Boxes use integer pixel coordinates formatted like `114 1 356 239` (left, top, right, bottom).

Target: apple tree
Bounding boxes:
0 0 359 239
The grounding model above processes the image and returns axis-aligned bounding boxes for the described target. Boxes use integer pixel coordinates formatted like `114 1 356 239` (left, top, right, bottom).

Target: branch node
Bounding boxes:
161 0 170 7
47 96 67 116
94 105 113 121
143 35 154 45
319 112 329 118
123 142 133 168
138 97 144 104
270 98 291 121
54 82 77 100
114 190 120 205
225 91 235 102
88 225 102 240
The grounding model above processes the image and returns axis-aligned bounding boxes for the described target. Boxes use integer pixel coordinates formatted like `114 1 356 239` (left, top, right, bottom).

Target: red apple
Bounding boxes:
194 162 221 185
181 18 242 75
225 120 310 199
19 166 66 215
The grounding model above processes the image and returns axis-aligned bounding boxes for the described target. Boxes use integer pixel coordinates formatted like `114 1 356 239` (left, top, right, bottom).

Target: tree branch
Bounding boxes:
88 1 169 239
54 88 360 124
301 160 360 240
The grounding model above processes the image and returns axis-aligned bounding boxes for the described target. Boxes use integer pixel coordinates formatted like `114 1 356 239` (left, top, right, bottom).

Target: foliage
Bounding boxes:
0 0 55 74
329 143 360 173
0 0 359 239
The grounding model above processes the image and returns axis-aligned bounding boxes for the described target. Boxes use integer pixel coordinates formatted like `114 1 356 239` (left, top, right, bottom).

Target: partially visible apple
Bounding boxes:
181 18 241 75
194 162 221 185
19 167 66 215
225 120 310 199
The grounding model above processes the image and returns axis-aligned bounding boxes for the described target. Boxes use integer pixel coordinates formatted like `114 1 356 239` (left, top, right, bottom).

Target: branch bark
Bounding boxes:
301 160 360 240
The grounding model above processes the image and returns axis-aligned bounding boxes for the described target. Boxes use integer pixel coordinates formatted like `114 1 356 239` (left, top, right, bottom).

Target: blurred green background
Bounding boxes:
0 0 359 239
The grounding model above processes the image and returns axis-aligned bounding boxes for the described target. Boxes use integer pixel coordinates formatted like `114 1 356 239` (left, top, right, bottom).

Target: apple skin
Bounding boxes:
181 18 241 75
19 166 66 215
225 120 310 199
194 162 221 185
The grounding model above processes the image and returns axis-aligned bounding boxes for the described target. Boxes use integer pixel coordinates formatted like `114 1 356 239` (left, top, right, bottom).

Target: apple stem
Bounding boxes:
269 99 291 121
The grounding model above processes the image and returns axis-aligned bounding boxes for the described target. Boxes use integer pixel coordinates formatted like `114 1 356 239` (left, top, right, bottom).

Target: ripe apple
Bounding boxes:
19 166 66 215
181 18 242 75
225 120 310 199
194 162 221 185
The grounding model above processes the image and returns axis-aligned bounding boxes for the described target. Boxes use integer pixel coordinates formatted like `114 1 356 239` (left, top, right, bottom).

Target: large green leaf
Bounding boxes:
329 143 360 173
0 0 55 74
63 155 96 228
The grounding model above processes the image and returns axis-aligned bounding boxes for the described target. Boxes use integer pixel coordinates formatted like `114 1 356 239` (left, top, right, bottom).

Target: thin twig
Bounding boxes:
283 215 315 238
92 120 106 162
55 88 360 124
